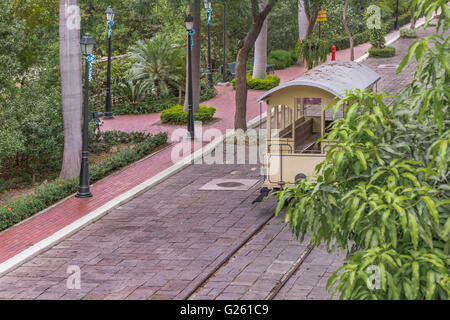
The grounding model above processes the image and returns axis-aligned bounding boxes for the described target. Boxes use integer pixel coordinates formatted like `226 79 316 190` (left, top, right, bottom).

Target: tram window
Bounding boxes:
303 98 322 117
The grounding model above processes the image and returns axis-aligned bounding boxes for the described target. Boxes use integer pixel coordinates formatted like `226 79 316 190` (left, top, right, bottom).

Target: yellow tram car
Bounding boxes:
255 60 381 199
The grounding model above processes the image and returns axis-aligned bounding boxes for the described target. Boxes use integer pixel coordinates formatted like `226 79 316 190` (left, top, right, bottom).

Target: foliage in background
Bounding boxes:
160 105 216 124
266 0 298 51
274 0 449 299
0 2 26 88
296 37 329 69
129 34 185 97
268 49 297 70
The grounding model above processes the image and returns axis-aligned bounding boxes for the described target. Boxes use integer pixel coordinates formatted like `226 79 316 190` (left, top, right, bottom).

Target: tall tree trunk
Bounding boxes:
59 0 82 179
235 0 278 130
305 0 321 37
343 0 354 61
253 0 268 79
184 0 201 113
298 0 308 41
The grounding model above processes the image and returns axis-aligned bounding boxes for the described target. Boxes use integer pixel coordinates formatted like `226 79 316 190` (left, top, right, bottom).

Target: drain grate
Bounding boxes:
217 182 244 188
377 64 399 69
200 179 259 191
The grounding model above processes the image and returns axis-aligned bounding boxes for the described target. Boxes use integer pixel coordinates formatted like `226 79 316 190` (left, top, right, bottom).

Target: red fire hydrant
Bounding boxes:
331 45 336 61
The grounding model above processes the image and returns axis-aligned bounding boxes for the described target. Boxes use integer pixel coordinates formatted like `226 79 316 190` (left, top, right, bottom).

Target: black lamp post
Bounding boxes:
104 7 115 120
204 0 213 88
76 33 95 199
221 0 227 82
185 14 195 140
395 0 399 30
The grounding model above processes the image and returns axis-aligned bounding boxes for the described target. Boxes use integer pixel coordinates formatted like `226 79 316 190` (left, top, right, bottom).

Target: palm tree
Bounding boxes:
298 0 308 41
129 34 184 97
253 0 268 79
59 0 82 179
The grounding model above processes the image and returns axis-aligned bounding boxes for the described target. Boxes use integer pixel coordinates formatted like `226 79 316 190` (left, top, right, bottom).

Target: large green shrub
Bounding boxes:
231 73 280 91
160 105 216 124
268 49 296 70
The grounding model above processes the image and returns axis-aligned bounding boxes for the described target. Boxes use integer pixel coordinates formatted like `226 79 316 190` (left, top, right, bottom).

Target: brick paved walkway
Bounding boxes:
0 157 276 299
0 18 435 300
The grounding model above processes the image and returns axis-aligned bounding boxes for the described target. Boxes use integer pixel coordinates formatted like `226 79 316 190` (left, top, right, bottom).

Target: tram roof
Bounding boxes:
257 60 381 102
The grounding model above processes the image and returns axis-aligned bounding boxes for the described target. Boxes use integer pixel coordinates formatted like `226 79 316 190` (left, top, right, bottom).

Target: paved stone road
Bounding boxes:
0 157 276 300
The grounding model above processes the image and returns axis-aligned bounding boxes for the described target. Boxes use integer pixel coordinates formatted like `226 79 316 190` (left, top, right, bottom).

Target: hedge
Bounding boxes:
160 105 216 124
231 73 280 91
0 132 168 231
268 49 296 70
400 27 418 38
368 46 396 57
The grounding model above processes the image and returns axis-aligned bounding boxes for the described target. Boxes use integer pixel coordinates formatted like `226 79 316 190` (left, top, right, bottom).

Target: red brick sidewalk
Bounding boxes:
0 25 409 265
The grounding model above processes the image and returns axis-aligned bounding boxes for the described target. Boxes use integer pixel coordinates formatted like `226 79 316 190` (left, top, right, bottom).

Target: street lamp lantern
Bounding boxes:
185 14 194 31
80 33 95 56
106 7 115 22
203 0 211 9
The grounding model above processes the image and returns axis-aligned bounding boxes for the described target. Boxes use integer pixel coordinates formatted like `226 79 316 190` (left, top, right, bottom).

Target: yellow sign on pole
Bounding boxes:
317 10 327 22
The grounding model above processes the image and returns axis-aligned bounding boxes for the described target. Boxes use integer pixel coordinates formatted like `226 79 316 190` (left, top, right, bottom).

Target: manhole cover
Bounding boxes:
200 179 259 191
377 64 399 69
217 182 244 188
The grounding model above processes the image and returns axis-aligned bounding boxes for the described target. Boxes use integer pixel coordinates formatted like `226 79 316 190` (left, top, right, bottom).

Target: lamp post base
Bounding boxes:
75 191 92 198
184 134 197 141
103 114 115 120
